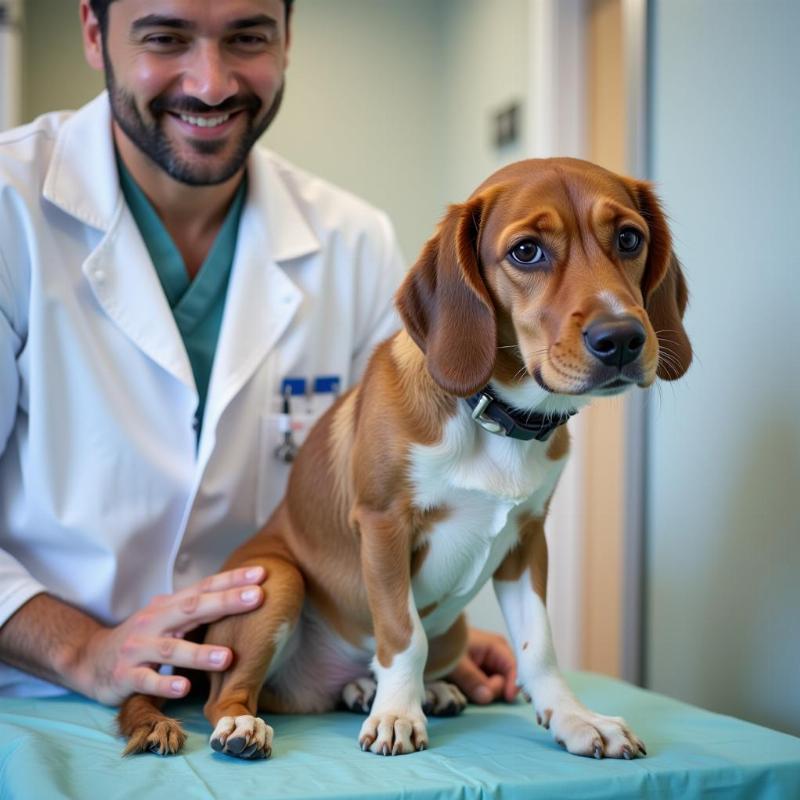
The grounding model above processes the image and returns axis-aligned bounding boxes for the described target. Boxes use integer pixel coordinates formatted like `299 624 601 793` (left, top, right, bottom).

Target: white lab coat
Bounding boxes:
0 93 405 696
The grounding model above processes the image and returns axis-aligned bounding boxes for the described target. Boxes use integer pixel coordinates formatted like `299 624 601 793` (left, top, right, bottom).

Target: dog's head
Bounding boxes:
396 158 692 399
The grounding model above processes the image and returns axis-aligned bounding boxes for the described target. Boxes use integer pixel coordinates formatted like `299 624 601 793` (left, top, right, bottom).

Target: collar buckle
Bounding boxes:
470 393 506 436
465 385 577 442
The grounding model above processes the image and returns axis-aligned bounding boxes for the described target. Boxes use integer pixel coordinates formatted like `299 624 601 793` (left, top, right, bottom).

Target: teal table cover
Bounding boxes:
1 672 798 799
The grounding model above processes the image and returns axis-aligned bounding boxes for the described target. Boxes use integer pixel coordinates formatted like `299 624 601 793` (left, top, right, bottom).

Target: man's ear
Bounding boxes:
632 181 693 380
80 0 104 72
395 196 497 397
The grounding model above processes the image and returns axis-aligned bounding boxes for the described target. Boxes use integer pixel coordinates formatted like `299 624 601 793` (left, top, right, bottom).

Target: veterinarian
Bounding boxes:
0 0 516 708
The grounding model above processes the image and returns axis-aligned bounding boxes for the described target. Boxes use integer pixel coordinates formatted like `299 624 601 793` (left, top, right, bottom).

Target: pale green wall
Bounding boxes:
438 0 530 203
646 0 800 736
21 0 103 119
265 0 447 264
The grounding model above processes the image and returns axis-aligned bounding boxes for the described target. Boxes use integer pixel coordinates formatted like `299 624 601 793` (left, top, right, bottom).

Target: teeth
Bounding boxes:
179 113 231 128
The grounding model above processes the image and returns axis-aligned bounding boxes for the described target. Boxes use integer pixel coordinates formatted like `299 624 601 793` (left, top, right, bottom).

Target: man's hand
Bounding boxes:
0 567 266 707
76 566 266 705
447 627 518 704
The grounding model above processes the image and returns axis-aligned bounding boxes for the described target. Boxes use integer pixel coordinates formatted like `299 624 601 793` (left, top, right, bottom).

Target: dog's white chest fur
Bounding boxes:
408 404 564 636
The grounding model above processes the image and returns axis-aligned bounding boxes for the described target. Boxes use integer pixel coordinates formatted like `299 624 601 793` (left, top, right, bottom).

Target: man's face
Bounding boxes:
88 0 289 185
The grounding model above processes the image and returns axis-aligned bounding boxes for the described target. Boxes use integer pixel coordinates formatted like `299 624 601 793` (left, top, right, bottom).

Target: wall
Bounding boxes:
0 0 23 130
21 0 103 119
265 0 446 262
647 0 800 735
438 0 530 203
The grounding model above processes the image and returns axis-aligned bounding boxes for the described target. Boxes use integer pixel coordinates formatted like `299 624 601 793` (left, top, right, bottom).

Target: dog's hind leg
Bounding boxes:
118 693 186 756
342 676 467 718
421 614 469 716
203 548 305 760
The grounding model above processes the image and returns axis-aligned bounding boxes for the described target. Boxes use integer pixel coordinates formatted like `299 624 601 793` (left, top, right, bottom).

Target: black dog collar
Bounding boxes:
465 386 576 441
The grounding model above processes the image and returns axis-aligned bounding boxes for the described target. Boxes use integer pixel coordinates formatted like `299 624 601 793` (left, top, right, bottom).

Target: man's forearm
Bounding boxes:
0 567 267 706
0 593 103 696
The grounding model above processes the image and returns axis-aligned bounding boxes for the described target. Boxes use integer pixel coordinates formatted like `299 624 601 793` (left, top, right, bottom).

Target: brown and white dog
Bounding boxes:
119 157 691 760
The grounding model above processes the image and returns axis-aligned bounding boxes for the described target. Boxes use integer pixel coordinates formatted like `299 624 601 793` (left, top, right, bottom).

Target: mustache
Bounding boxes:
150 94 263 116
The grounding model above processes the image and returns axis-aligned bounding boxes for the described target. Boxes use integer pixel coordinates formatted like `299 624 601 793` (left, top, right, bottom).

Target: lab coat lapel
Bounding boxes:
82 210 196 391
198 148 319 463
43 93 195 392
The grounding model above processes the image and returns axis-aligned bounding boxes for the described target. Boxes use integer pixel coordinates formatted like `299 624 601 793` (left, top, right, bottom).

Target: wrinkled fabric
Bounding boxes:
0 672 797 800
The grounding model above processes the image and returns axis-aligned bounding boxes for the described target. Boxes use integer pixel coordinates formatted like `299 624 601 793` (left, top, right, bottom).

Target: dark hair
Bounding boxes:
89 1 295 37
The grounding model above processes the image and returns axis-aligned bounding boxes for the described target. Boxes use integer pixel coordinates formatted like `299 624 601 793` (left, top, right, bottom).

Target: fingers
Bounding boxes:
193 566 266 595
165 584 264 632
447 657 494 704
125 636 233 673
486 645 519 702
125 667 192 699
136 567 266 636
111 635 237 701
88 568 268 706
462 627 520 703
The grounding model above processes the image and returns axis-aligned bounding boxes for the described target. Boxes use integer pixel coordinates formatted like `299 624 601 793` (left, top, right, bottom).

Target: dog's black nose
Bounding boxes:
583 316 646 368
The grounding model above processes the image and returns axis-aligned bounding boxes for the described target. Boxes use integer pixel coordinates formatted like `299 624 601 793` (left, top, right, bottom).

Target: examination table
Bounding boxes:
1 672 799 799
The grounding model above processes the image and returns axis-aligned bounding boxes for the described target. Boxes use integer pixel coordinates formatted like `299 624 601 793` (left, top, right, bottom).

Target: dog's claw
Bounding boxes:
622 746 632 760
537 708 552 729
593 743 604 759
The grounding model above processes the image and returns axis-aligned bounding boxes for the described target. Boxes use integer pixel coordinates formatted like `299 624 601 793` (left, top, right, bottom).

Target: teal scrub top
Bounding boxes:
117 157 247 437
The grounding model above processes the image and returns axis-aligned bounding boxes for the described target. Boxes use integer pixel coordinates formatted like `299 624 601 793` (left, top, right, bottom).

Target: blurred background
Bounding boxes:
1 0 798 736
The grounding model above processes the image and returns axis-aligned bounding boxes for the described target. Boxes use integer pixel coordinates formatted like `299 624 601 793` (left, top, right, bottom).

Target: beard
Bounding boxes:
104 62 284 186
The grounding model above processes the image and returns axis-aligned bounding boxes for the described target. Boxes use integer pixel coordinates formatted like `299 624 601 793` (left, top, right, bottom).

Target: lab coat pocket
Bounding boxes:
255 409 322 528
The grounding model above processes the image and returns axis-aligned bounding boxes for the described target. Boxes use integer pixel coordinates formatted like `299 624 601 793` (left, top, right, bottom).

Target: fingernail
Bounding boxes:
171 679 186 694
241 588 260 603
476 686 492 703
209 649 227 665
245 567 263 581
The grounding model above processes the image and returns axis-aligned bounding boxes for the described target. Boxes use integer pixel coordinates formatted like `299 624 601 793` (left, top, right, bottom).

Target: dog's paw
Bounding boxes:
210 715 273 759
358 710 428 755
342 677 377 714
546 704 646 759
423 681 467 717
123 719 186 757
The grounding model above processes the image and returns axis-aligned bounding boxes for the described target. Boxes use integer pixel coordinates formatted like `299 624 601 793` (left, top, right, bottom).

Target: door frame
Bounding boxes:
525 0 650 682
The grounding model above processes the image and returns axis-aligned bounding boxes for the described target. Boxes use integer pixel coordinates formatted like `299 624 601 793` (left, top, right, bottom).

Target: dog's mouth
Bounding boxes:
589 376 635 396
533 364 644 397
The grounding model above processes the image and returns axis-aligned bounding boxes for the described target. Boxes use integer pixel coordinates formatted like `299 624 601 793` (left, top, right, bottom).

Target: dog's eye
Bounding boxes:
508 240 545 267
618 228 643 254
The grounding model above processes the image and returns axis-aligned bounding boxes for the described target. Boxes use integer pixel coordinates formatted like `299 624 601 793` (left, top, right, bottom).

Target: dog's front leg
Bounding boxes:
493 515 646 759
355 505 429 755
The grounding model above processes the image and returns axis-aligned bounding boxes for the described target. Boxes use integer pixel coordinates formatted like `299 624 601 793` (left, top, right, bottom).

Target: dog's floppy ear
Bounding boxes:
633 181 693 380
396 196 496 397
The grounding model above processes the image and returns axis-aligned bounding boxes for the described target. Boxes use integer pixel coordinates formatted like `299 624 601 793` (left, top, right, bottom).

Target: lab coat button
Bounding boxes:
175 554 190 573
93 269 106 283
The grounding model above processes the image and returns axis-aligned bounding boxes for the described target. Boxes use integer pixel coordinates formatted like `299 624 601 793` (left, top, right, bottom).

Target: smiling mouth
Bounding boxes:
167 110 241 131
180 112 231 127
